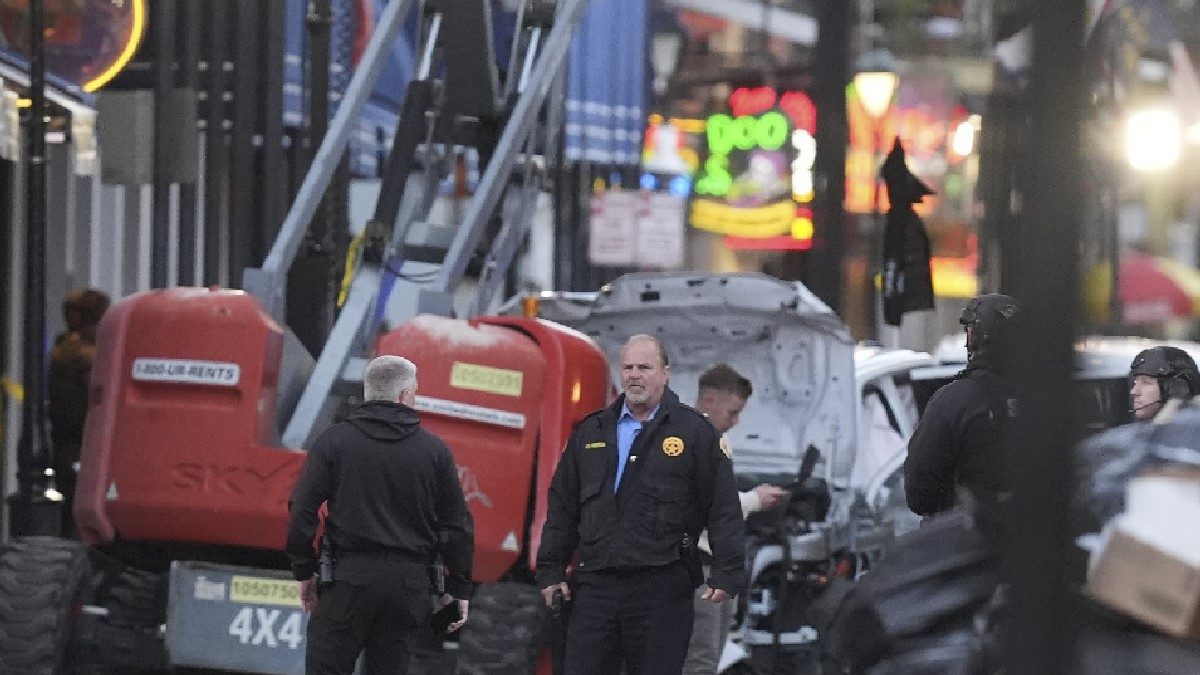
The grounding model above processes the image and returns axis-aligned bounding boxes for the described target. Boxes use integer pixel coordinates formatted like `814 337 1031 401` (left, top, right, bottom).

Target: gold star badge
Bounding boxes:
662 436 684 457
720 436 733 460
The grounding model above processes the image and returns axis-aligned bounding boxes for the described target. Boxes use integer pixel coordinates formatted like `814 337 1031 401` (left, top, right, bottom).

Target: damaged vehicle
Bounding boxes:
518 272 935 672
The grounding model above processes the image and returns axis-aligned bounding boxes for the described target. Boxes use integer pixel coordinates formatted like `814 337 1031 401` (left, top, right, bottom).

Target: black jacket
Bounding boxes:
535 388 746 593
286 400 474 597
48 331 96 465
904 363 1014 516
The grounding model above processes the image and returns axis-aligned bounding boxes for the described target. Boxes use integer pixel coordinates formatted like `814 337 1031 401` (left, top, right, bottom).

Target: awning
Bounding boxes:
1119 252 1200 324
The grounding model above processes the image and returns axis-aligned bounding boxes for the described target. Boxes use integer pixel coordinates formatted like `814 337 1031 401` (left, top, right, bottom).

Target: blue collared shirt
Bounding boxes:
615 401 659 491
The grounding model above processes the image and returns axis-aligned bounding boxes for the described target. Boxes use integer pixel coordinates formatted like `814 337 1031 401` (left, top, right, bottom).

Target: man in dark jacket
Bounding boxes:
287 355 474 675
905 294 1021 517
48 288 109 537
536 335 746 675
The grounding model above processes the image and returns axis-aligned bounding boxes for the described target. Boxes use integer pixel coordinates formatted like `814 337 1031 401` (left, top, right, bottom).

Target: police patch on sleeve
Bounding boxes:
720 436 733 460
662 436 684 457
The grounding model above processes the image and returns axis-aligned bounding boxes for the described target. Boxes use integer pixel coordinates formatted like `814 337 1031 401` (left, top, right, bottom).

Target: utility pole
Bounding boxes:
807 0 851 314
10 0 56 536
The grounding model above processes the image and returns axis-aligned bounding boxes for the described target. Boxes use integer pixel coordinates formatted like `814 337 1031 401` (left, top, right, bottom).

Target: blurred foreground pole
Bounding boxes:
808 0 850 314
1003 1 1084 672
10 0 56 536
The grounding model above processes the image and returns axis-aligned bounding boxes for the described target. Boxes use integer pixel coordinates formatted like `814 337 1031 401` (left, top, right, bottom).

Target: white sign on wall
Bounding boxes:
588 190 685 269
636 193 686 269
588 190 639 266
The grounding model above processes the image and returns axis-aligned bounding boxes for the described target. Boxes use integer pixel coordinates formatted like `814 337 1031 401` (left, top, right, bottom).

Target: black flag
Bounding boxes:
880 137 935 326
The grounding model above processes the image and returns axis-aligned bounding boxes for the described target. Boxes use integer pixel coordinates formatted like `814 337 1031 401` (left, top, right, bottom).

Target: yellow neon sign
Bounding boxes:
83 0 146 93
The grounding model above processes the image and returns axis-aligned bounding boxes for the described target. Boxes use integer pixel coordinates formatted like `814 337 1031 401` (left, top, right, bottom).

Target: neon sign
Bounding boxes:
643 114 704 175
690 87 816 249
694 111 791 199
0 0 147 93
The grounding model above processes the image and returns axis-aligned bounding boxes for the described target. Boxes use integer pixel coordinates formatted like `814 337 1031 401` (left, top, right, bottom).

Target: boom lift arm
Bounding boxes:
246 0 590 450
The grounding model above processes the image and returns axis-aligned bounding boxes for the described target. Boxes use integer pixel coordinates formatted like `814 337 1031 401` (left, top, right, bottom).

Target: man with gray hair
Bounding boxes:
287 355 474 674
538 335 746 675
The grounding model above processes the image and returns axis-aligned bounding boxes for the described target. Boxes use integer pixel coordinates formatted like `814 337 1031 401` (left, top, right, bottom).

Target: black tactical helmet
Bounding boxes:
959 294 1021 355
1130 346 1200 400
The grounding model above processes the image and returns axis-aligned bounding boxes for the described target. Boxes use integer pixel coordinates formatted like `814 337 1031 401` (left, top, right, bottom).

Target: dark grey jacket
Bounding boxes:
286 400 474 597
905 366 1014 516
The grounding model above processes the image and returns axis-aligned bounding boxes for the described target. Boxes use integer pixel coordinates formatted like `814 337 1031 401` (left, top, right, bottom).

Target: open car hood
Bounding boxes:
541 272 857 487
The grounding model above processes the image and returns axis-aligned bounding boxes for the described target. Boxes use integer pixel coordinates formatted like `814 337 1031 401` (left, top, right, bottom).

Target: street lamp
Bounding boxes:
856 71 899 121
1125 107 1180 172
854 49 898 341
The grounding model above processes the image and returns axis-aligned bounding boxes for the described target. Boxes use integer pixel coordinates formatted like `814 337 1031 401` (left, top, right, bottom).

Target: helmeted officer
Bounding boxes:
287 355 474 675
536 334 746 675
1128 346 1200 422
905 294 1021 516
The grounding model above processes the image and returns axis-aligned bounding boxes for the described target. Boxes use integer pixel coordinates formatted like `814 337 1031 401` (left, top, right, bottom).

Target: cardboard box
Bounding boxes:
1087 526 1200 640
1087 468 1200 641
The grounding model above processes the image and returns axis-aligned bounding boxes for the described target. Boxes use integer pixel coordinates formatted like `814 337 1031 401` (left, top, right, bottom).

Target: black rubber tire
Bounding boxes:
71 564 166 674
749 644 821 675
721 659 757 675
96 566 164 630
454 582 544 675
0 536 92 675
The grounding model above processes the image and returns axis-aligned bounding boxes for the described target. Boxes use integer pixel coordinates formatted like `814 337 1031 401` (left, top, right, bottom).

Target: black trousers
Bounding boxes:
53 442 79 538
565 562 696 675
305 564 430 675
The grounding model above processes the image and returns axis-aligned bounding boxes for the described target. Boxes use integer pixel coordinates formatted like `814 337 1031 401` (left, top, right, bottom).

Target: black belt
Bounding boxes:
338 548 428 564
578 560 686 577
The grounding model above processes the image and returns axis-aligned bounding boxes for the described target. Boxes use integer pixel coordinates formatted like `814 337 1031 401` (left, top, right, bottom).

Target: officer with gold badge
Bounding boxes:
536 335 746 675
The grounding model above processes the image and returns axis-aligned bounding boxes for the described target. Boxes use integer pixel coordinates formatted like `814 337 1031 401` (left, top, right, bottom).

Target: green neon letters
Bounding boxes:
696 111 791 197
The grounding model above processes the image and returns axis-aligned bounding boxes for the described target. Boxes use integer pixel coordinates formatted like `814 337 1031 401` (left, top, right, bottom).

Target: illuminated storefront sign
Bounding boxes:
0 0 147 93
689 86 815 250
643 114 704 176
845 73 961 215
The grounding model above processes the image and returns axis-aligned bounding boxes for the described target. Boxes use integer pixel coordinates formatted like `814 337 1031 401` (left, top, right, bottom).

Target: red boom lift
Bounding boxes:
0 1 602 673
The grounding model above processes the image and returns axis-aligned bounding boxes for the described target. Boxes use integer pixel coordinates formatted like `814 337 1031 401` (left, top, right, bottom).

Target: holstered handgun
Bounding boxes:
681 533 704 588
550 586 572 622
317 533 334 593
430 553 446 596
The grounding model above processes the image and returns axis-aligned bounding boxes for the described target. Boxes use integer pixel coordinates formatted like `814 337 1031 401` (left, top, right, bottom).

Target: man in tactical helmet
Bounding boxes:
1128 346 1200 422
905 294 1021 516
